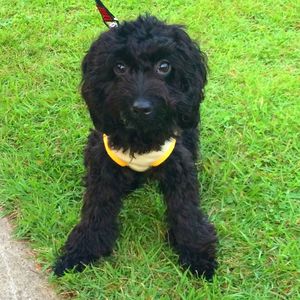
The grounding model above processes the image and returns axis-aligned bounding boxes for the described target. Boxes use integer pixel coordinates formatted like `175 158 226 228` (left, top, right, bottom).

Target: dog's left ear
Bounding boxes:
81 44 105 131
172 27 208 129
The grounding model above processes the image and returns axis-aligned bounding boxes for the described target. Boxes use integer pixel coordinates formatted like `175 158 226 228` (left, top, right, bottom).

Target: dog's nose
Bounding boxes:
132 98 153 115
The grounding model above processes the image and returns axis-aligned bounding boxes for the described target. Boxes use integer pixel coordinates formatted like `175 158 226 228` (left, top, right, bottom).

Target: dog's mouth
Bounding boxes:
120 112 135 129
120 111 152 130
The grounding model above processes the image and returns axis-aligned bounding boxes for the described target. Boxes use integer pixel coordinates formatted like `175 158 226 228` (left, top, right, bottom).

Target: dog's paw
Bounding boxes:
53 254 93 277
178 246 217 280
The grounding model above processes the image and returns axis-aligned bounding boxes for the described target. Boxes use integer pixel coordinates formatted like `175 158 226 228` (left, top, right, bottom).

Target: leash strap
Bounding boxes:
95 0 119 28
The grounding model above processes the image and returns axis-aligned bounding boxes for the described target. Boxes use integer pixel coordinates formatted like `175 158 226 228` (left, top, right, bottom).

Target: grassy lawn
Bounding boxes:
1 0 299 299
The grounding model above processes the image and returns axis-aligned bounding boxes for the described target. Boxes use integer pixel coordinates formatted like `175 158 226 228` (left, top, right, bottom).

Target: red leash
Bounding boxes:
95 0 119 28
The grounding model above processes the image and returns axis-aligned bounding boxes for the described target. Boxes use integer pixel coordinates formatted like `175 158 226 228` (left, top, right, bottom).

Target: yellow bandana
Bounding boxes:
103 134 176 172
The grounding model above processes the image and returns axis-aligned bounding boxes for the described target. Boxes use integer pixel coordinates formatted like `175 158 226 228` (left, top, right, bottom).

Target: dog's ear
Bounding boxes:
81 47 105 130
172 26 208 129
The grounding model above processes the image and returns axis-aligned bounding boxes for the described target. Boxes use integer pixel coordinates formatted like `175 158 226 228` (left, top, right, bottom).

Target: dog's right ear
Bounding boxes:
81 49 104 131
171 26 208 129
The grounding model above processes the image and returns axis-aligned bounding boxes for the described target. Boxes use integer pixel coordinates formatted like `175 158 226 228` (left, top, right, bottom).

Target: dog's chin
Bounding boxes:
123 119 153 132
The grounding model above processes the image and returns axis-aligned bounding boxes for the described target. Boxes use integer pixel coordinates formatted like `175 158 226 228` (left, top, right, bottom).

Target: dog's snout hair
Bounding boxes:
121 70 170 102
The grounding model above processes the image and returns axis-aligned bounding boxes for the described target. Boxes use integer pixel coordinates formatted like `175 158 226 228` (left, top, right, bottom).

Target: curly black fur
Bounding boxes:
54 15 218 280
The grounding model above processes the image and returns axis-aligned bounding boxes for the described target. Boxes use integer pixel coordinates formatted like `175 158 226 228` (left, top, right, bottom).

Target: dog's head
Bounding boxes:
81 15 207 151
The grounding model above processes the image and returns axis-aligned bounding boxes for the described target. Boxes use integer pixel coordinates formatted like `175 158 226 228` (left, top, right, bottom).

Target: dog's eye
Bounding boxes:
156 60 171 76
114 63 127 75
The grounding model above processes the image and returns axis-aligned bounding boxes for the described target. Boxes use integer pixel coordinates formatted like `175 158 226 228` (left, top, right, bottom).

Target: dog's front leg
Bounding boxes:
157 145 218 280
54 157 133 277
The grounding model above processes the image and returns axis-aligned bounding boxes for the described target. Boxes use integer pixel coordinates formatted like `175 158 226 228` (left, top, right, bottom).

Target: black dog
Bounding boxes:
54 15 217 280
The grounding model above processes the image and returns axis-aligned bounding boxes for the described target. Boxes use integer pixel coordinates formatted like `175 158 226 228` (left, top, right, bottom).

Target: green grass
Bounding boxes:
1 0 299 299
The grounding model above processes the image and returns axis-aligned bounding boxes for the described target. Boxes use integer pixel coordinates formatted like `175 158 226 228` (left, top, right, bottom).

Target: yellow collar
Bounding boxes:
103 134 176 172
